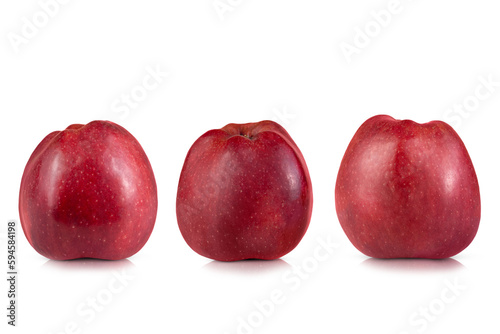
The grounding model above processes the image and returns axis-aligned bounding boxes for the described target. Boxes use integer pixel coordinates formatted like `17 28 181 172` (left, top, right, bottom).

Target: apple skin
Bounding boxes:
19 121 157 260
176 120 313 261
335 115 480 259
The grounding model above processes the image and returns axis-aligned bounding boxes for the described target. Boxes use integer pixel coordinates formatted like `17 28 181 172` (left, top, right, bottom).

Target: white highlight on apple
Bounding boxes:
110 64 169 120
7 0 71 54
443 74 499 129
213 0 245 21
399 277 467 334
223 235 339 334
339 0 410 64
46 269 134 334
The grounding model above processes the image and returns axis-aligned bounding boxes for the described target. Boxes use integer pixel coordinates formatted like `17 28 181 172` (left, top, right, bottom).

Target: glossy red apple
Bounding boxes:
335 115 480 259
176 120 313 261
19 121 157 260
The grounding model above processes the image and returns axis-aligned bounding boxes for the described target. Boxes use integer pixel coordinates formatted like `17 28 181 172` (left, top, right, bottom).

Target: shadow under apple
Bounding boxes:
42 258 135 272
360 257 465 274
202 258 291 277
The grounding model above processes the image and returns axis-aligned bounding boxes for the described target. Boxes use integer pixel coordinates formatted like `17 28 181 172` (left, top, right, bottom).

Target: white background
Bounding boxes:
1 1 499 333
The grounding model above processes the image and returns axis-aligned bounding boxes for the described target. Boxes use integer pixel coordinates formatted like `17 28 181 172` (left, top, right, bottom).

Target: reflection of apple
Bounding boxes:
335 115 480 259
176 120 313 261
19 121 157 260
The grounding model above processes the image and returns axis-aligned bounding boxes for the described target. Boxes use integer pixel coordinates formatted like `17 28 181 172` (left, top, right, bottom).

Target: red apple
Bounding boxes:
19 121 157 260
335 115 480 259
176 120 313 261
